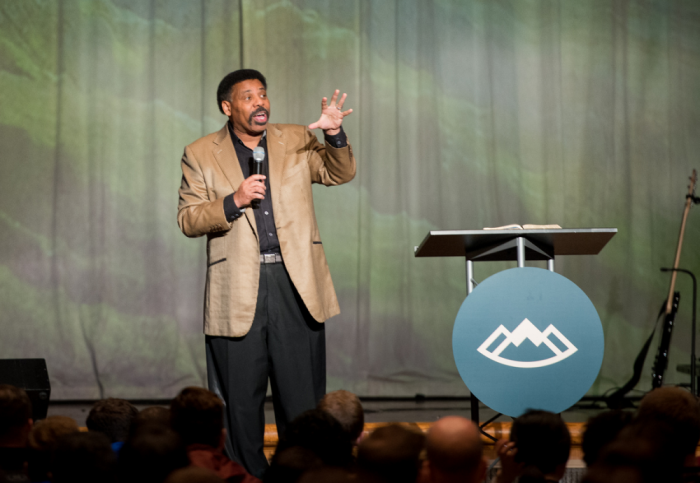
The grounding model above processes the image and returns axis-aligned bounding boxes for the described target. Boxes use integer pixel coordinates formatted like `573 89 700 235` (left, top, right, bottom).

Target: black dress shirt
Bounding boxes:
223 123 347 254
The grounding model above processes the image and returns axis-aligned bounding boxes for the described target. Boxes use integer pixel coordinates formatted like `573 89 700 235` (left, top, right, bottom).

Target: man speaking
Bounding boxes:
177 69 356 477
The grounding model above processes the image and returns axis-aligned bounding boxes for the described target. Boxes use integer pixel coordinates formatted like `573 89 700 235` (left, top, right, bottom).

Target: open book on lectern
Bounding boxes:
483 224 562 231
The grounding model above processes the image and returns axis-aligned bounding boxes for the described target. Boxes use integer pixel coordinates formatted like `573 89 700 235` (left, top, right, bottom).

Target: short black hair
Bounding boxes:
318 390 365 443
0 384 32 438
52 432 117 483
636 386 700 458
170 386 223 447
510 409 571 475
86 398 139 443
217 69 267 114
357 424 426 483
582 409 633 466
117 422 189 483
276 409 353 468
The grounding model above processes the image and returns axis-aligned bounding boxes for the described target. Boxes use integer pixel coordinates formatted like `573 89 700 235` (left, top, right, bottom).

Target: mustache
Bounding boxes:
249 107 269 124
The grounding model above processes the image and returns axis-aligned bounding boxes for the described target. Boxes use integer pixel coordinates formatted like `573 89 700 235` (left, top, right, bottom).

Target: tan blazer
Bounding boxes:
177 123 356 337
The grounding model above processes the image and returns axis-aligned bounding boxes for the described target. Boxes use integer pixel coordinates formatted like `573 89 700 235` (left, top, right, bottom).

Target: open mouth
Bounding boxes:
250 109 269 125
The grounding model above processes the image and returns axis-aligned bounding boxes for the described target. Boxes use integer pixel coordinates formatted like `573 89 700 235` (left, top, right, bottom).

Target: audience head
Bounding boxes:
265 446 323 483
136 406 171 426
51 431 117 483
357 423 426 483
0 384 33 447
170 386 224 448
425 416 486 483
117 422 189 483
276 408 353 468
510 409 570 481
581 438 648 483
297 466 357 483
28 415 79 451
636 386 700 461
27 415 80 482
584 419 685 483
581 409 633 467
318 390 365 444
165 466 226 483
86 397 138 443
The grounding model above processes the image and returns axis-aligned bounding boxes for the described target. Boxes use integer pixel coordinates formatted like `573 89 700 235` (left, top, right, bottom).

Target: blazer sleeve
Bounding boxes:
177 145 232 238
303 127 357 186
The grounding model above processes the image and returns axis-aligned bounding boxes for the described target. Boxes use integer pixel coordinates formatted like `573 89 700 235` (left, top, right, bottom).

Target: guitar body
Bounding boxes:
651 292 680 389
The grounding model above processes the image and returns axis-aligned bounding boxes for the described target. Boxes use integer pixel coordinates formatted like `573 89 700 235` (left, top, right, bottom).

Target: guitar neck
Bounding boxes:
666 170 697 314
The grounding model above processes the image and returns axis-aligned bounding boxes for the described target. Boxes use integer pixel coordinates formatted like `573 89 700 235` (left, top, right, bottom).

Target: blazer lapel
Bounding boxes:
212 124 258 240
267 124 285 215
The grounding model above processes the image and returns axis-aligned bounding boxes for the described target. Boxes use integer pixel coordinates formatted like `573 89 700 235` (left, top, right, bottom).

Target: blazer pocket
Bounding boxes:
207 232 227 265
207 258 227 267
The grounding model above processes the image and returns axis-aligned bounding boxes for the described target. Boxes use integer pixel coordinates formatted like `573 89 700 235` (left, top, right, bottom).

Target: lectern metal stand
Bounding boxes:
414 228 617 424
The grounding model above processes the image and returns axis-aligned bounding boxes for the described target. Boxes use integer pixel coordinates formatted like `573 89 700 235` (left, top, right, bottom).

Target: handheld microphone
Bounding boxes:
253 146 265 174
252 146 265 208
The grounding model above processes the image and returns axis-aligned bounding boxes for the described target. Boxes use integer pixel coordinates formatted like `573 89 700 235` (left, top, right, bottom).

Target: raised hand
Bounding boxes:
308 89 353 135
494 439 524 483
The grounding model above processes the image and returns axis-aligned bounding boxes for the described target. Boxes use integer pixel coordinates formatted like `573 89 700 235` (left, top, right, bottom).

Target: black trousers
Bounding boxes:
205 263 326 479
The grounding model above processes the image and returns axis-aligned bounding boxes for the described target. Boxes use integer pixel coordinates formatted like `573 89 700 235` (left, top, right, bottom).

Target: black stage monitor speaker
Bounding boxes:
0 359 51 421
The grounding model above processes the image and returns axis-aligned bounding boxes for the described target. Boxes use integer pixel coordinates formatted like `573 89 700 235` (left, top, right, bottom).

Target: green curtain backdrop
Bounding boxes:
1 0 698 400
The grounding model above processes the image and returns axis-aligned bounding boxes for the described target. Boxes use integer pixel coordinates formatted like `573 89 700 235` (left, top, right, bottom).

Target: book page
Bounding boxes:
522 224 562 230
483 224 523 230
482 224 562 230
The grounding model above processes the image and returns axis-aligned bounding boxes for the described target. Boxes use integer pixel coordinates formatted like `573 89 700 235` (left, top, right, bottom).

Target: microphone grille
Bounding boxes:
253 146 265 162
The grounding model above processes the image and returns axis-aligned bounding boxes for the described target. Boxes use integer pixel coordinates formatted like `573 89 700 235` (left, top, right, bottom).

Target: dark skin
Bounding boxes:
221 79 353 208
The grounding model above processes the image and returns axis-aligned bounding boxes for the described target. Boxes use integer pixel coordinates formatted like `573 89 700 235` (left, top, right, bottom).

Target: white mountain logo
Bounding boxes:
477 318 578 368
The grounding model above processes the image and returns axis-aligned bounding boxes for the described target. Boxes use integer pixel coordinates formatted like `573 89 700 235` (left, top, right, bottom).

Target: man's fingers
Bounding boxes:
321 97 328 110
336 92 347 110
329 89 340 106
342 108 353 117
308 122 319 130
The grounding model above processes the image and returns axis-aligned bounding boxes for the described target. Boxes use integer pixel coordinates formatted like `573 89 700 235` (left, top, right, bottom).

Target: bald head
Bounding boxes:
426 417 485 482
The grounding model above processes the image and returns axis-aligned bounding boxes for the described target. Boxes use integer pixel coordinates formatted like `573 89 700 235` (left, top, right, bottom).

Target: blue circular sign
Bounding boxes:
453 267 604 417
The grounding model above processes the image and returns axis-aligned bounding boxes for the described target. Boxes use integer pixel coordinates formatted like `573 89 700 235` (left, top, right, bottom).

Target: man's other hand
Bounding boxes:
308 89 353 135
234 175 266 208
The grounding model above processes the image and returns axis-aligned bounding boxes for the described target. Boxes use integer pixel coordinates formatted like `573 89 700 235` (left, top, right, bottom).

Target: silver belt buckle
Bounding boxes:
264 253 276 264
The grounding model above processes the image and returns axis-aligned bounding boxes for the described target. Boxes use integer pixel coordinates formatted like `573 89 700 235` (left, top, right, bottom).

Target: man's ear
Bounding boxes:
218 428 227 451
222 100 232 117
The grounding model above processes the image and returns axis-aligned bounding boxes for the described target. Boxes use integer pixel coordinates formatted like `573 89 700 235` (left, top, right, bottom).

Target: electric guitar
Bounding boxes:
651 169 697 388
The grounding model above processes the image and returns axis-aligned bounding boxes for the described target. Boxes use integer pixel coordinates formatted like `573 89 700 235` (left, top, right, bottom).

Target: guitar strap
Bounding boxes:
606 303 666 409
